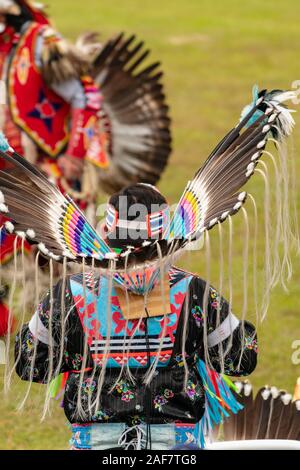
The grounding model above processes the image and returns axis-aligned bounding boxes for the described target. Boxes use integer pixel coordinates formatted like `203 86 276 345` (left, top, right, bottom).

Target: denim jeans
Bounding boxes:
70 422 197 450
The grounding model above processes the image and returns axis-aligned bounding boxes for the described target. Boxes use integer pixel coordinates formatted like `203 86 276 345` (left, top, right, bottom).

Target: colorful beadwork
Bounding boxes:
61 197 110 259
166 188 203 240
154 388 174 412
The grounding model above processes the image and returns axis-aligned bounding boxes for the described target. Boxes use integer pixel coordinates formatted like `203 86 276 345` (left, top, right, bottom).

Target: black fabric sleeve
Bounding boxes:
15 278 73 383
190 277 258 377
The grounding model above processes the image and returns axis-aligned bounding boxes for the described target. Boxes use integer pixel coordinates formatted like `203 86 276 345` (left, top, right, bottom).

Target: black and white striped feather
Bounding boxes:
164 89 295 248
90 32 172 193
0 88 296 272
222 380 299 441
0 148 113 265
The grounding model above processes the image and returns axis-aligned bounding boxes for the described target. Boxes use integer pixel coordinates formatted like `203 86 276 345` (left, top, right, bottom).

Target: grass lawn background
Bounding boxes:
1 0 300 449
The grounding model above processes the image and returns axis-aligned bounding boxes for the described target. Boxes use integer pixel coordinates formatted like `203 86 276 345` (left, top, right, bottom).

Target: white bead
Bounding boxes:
268 113 277 123
281 393 292 405
4 221 14 233
208 217 218 227
251 152 260 161
62 250 76 259
38 243 49 255
15 231 26 239
233 201 242 211
221 211 229 220
262 389 271 400
244 383 252 396
257 140 266 149
271 386 279 399
0 203 8 213
104 252 118 259
121 249 132 258
238 191 247 201
49 253 61 261
262 124 270 133
26 229 36 239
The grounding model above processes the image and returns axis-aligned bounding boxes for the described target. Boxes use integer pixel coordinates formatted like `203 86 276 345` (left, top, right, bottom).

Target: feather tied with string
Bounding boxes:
218 380 300 442
0 140 113 264
165 87 296 248
0 86 297 279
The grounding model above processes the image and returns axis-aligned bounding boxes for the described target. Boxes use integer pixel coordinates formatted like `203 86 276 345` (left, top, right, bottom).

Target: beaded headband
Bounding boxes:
105 203 170 239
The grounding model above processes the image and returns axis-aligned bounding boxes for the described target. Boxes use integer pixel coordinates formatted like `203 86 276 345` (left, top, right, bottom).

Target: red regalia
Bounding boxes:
0 0 171 263
8 22 70 157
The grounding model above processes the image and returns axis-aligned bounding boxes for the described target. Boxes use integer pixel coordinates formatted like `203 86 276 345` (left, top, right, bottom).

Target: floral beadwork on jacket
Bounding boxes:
185 379 202 401
174 354 185 367
130 415 145 426
15 268 258 427
21 364 40 380
114 380 136 402
37 299 51 325
154 388 174 412
91 409 113 422
244 334 258 353
81 378 96 396
222 357 249 377
20 330 35 356
65 351 83 370
191 305 204 327
210 287 223 310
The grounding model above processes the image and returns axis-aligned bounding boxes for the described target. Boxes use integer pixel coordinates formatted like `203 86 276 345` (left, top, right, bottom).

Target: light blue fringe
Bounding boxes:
193 360 243 448
240 84 265 128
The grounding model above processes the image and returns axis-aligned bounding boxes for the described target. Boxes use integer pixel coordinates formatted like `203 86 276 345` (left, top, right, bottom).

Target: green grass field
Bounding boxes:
1 0 300 449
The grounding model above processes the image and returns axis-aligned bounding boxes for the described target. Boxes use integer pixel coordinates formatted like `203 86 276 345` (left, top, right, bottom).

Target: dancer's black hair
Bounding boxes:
107 184 170 262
